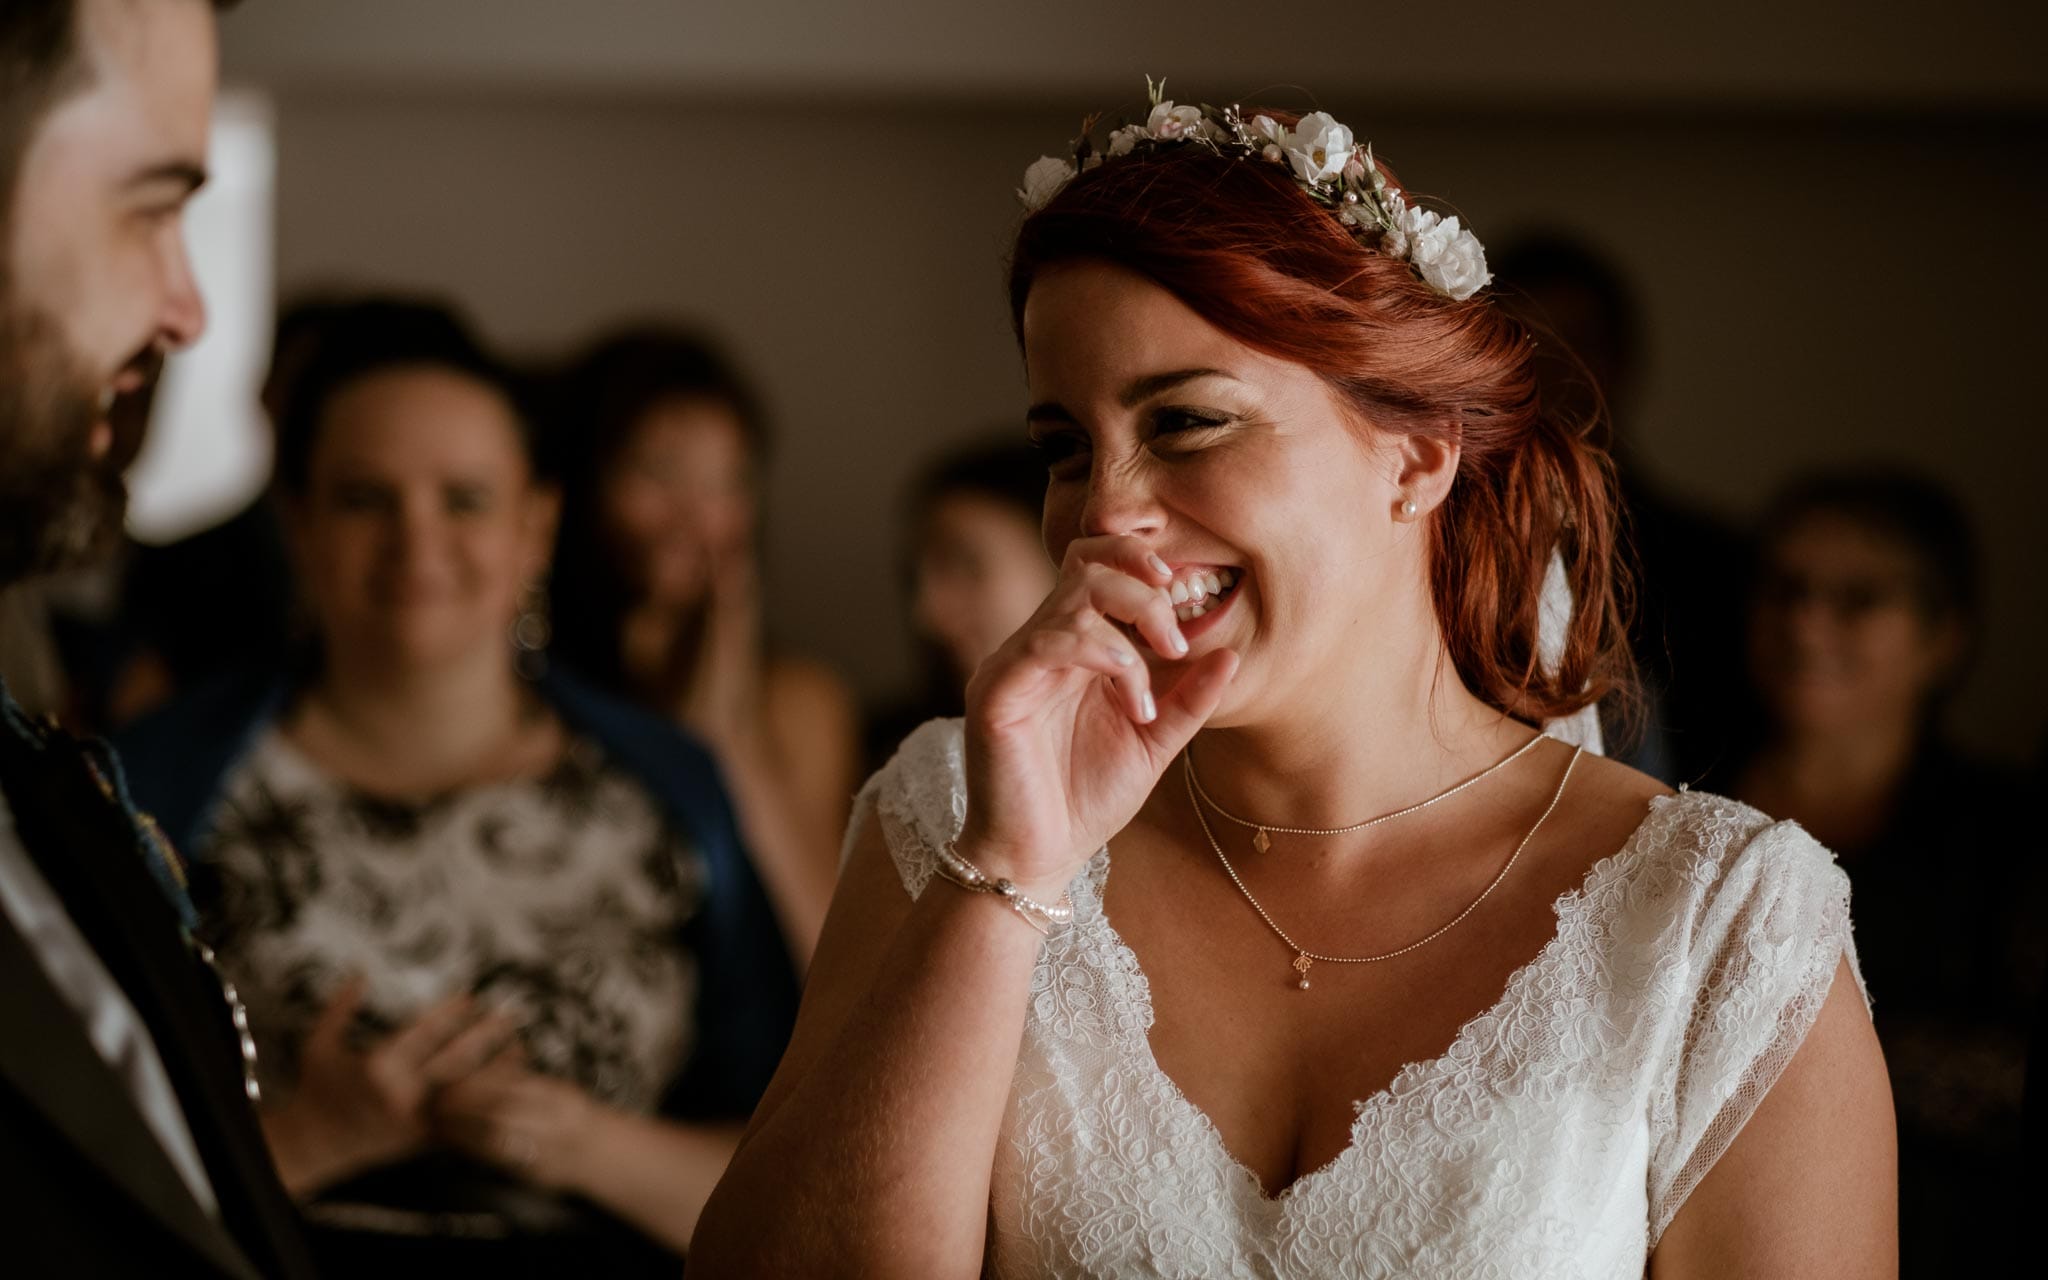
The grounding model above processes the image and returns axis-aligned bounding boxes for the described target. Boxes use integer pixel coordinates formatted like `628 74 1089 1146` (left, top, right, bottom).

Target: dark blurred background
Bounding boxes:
162 0 2044 764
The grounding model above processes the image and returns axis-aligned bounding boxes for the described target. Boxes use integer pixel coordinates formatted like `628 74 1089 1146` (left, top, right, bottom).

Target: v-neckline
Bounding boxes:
1080 791 1682 1207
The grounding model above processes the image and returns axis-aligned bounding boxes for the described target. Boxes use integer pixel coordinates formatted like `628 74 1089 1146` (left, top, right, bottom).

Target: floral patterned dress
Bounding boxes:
197 728 705 1113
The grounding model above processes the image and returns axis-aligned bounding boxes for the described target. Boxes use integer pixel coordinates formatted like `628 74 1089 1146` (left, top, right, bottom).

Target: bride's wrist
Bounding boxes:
936 835 1076 930
950 829 1079 900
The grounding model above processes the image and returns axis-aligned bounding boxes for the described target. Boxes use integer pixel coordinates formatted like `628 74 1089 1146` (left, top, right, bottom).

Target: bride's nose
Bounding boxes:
1079 456 1165 541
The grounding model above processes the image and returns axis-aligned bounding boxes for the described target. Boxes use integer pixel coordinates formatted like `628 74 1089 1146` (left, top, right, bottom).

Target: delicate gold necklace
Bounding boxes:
1182 744 1581 990
1185 733 1546 853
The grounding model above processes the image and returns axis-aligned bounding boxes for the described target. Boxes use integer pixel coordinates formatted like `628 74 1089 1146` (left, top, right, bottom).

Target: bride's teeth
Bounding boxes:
1167 568 1240 622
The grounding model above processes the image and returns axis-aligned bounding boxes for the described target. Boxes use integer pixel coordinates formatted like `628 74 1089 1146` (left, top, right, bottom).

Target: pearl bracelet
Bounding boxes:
932 840 1075 936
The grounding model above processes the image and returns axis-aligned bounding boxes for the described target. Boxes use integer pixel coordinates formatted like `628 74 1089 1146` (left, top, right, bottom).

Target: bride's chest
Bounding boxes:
1094 845 1624 1198
992 872 1677 1277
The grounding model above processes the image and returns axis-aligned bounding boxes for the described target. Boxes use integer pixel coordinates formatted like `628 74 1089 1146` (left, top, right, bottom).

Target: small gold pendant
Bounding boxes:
1292 953 1313 990
1252 827 1272 854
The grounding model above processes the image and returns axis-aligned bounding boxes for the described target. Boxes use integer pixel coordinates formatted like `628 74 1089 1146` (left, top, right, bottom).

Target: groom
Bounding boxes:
0 1 314 1275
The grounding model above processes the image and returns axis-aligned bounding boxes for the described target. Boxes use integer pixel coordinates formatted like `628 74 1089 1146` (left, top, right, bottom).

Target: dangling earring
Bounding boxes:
512 578 552 680
1400 498 1419 519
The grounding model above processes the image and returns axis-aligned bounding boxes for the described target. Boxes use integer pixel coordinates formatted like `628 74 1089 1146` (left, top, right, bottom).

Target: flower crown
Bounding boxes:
1017 79 1491 302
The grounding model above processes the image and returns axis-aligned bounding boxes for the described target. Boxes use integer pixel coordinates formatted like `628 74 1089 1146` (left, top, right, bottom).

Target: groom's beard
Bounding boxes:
0 289 153 588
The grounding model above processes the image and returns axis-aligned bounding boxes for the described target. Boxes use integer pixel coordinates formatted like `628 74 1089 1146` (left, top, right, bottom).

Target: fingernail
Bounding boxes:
1111 647 1135 667
1141 692 1158 722
1147 554 1171 579
1171 629 1189 656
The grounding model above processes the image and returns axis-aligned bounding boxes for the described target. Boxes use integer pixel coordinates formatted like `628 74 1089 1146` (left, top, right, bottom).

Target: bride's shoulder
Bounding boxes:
1599 789 1848 963
866 716 967 799
846 718 967 890
1563 748 1846 921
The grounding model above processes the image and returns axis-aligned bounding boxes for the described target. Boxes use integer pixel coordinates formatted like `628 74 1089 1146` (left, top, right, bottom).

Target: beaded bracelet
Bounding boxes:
932 840 1075 936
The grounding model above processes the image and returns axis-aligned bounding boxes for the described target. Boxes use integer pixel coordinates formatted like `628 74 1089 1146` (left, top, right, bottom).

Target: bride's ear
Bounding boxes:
1389 424 1461 519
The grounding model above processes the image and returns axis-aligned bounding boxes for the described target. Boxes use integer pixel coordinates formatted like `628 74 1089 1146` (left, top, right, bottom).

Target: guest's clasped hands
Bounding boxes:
260 976 598 1197
959 534 1240 897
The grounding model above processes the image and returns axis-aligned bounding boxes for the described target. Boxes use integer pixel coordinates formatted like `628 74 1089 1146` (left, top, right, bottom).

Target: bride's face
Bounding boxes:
1022 260 1418 725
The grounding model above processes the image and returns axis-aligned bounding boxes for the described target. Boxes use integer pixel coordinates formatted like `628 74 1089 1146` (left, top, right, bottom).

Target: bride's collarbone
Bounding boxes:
1097 755 1665 1195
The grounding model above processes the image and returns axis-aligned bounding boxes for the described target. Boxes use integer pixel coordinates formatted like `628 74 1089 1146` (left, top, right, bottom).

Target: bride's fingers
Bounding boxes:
1142 648 1241 754
1070 562 1186 661
1005 621 1154 724
1061 534 1176 590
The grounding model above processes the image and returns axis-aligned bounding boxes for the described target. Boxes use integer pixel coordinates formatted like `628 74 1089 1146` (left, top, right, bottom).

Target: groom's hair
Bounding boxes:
1 0 241 210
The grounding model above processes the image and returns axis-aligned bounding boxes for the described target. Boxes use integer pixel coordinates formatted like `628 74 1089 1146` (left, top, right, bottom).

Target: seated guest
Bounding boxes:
1717 466 2039 1272
866 437 1052 771
117 299 798 1274
549 327 853 958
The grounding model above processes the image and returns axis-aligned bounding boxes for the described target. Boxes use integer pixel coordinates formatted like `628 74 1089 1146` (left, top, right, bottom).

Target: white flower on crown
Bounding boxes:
1107 124 1149 156
1282 112 1354 185
1015 83 1495 302
1396 203 1492 301
1147 100 1205 141
1018 155 1077 212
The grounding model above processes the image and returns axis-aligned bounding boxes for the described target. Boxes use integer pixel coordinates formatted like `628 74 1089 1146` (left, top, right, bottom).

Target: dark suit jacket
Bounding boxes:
0 690 315 1278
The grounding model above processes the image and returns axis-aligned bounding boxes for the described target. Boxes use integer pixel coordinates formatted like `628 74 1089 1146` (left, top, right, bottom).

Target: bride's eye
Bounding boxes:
1029 431 1091 480
1150 406 1236 445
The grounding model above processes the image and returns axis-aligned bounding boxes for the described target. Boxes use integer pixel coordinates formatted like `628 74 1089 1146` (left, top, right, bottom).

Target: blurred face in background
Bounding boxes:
1748 512 1962 740
291 367 559 675
912 490 1056 686
600 396 756 609
0 0 214 583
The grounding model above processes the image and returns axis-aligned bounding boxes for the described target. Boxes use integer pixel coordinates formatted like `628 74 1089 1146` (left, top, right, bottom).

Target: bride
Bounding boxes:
690 89 1894 1278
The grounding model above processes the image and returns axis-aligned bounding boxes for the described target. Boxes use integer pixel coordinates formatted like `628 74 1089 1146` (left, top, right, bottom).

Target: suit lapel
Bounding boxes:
0 727 313 1279
0 910 260 1280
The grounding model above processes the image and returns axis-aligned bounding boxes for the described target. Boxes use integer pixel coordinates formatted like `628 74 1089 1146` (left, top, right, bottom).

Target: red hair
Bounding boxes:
1008 124 1635 726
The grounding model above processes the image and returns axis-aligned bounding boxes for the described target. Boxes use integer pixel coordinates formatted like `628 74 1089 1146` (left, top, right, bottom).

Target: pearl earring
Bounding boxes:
1401 499 1418 518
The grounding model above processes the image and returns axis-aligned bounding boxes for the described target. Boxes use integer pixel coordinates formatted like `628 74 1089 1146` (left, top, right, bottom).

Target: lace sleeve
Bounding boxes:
842 718 969 901
1647 812 1866 1243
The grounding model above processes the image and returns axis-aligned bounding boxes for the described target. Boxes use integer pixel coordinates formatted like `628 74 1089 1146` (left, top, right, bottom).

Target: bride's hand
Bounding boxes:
959 535 1239 895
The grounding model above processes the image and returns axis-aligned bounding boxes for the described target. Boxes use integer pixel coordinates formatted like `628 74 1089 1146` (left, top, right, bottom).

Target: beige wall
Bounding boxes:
223 0 2044 108
264 88 2048 762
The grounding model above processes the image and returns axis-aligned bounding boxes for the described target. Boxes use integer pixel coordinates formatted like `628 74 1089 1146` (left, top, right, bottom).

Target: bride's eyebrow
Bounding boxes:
1118 368 1241 406
1027 368 1246 425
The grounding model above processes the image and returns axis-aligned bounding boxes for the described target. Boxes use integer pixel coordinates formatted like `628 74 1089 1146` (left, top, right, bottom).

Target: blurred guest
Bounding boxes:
116 299 799 1273
866 437 1051 771
550 327 852 957
1493 233 1752 783
1716 466 2039 1272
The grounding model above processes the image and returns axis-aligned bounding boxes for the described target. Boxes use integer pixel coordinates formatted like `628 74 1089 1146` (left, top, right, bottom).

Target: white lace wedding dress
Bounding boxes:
857 721 1865 1279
